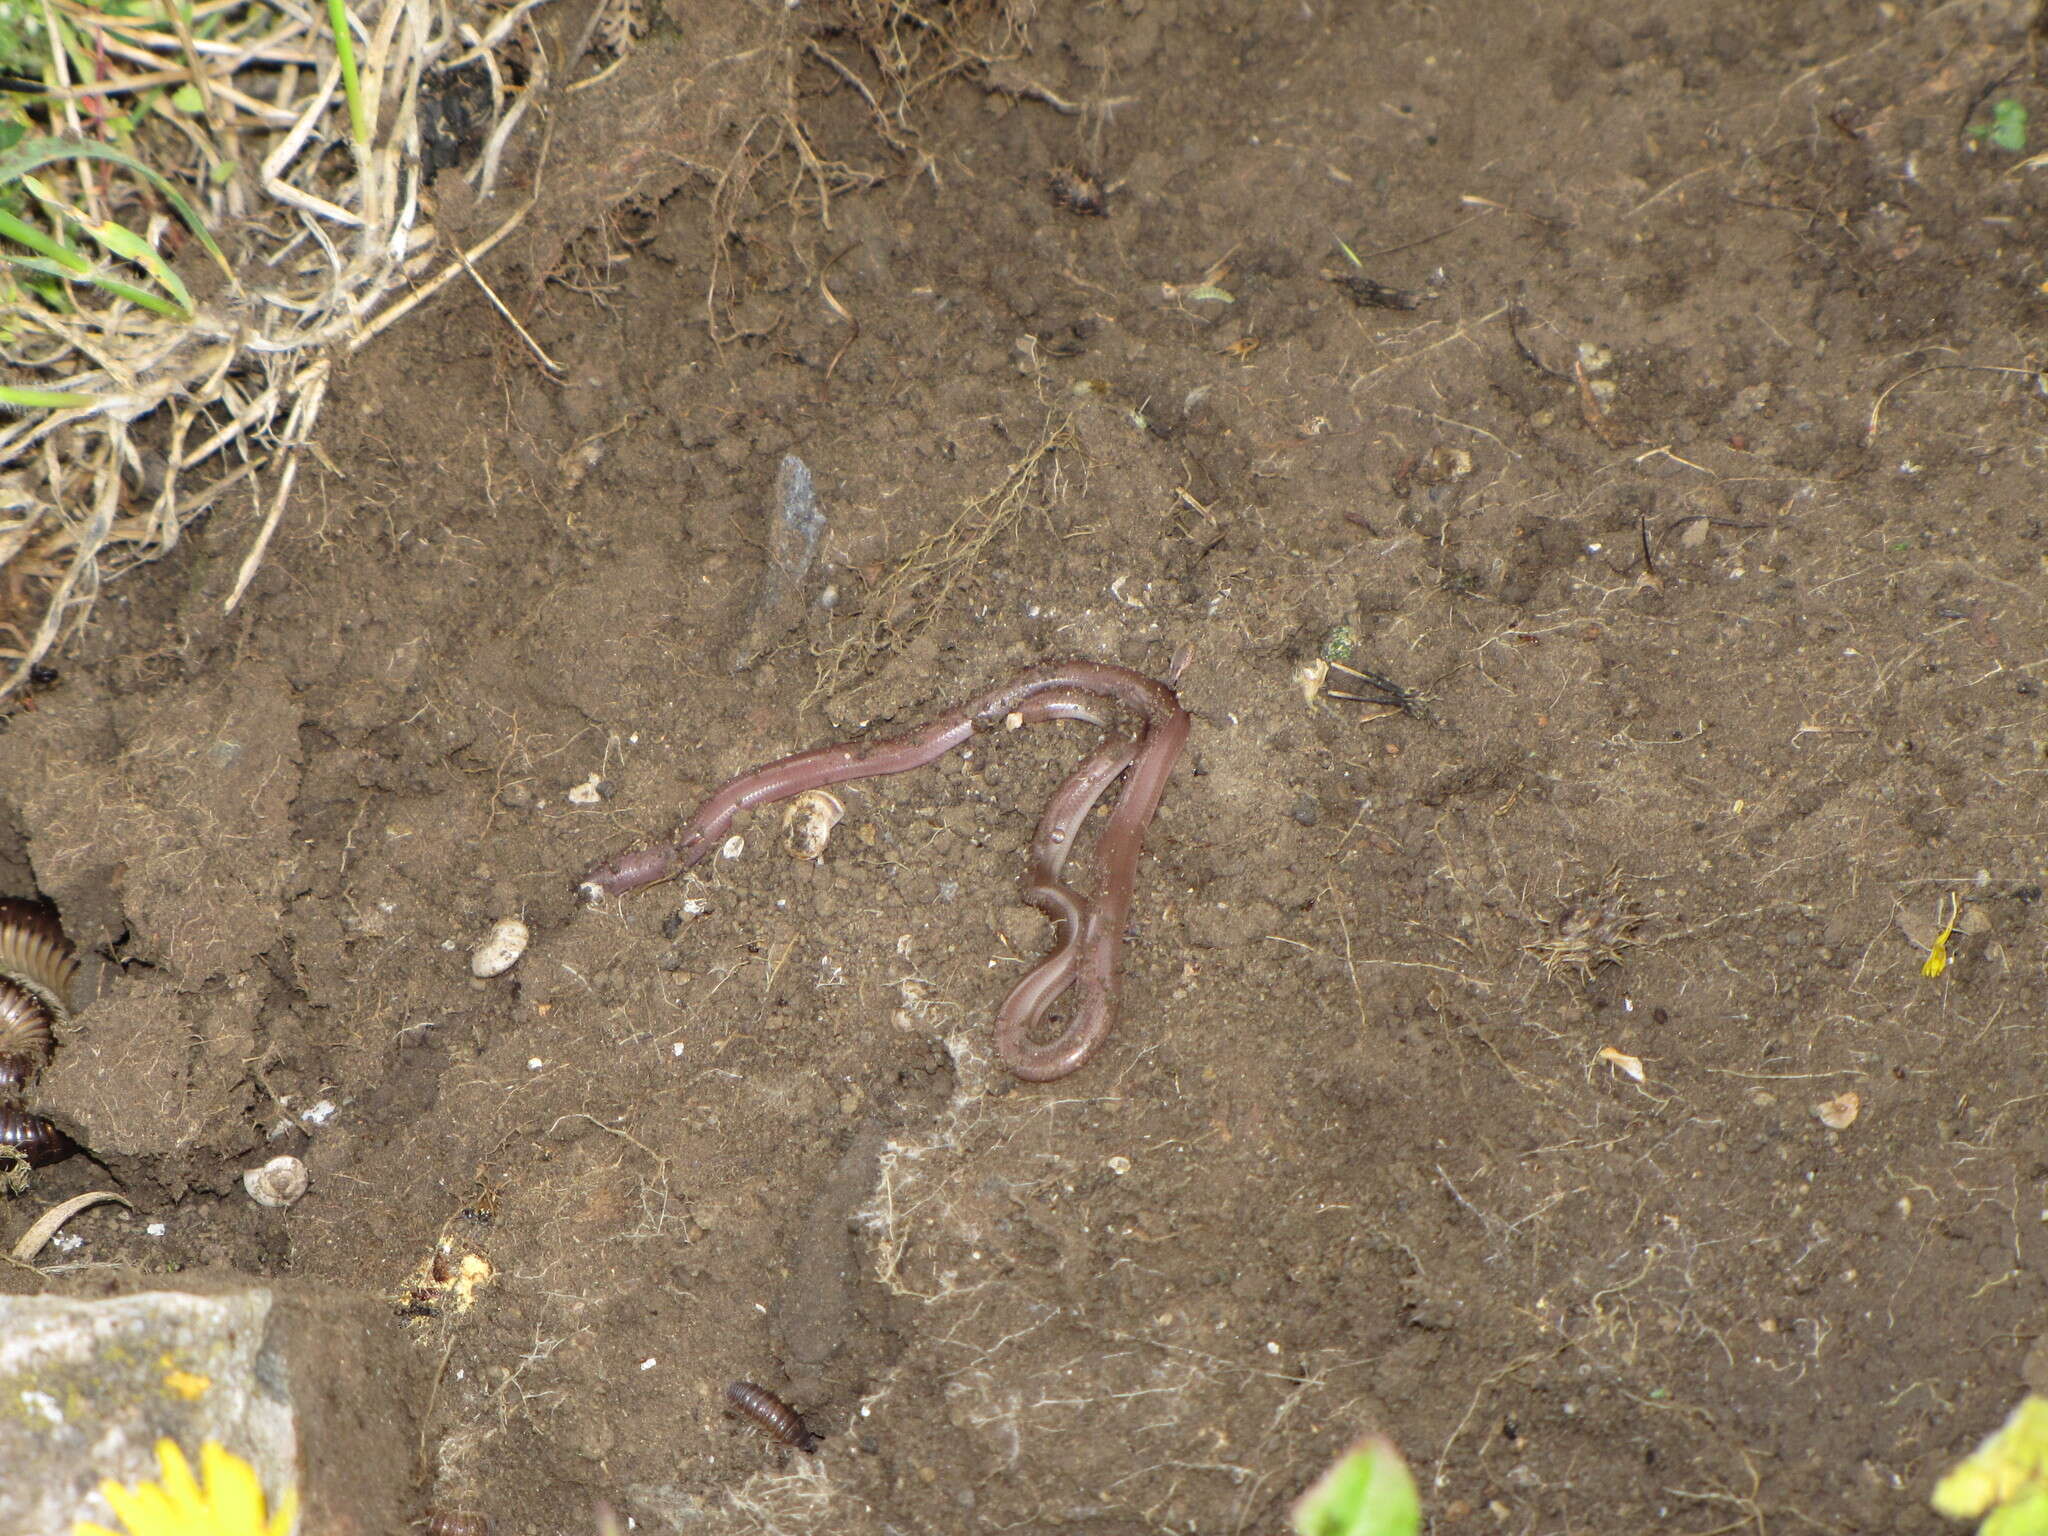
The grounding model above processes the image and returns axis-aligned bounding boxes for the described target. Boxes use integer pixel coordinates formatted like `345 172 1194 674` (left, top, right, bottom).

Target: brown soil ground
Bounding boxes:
9 1 2048 1531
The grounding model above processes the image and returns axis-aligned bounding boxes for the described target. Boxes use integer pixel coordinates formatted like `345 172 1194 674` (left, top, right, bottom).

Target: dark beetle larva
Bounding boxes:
0 1104 75 1168
724 1381 818 1453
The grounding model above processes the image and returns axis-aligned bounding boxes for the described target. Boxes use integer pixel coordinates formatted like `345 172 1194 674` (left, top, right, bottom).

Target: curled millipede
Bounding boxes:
0 976 54 1091
724 1381 817 1453
0 897 79 1020
0 896 80 1176
0 1103 75 1168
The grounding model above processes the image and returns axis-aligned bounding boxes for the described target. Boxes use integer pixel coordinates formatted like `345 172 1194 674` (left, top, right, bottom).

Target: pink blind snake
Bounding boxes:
582 658 1191 1080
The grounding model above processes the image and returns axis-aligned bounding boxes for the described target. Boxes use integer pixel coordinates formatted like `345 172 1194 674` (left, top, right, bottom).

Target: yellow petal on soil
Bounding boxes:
1812 1090 1860 1130
268 1483 300 1536
1597 1046 1645 1082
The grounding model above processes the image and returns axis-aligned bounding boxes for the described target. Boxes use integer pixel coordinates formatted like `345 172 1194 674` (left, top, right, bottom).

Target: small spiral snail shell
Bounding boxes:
244 1154 309 1207
780 789 845 862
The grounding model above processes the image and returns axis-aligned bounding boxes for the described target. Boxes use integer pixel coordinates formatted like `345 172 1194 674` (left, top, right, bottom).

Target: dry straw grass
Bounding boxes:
0 0 1045 707
0 0 549 703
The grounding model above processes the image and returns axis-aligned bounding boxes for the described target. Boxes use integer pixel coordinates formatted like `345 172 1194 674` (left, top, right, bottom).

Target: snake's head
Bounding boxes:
578 844 680 902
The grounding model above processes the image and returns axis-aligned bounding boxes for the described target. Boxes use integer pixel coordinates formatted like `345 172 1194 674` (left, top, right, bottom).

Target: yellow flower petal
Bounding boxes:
154 1439 206 1521
78 1438 296 1536
201 1442 266 1533
100 1477 176 1536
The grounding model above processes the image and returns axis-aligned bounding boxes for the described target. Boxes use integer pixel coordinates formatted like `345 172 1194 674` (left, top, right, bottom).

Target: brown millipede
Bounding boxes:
724 1381 818 1453
0 1103 75 1168
0 897 79 1019
0 977 54 1091
0 897 80 1174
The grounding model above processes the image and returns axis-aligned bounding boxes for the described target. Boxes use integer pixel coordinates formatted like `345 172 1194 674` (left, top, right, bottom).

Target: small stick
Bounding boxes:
457 245 564 378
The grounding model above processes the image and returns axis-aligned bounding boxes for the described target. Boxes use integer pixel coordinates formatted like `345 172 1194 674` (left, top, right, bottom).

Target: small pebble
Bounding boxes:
470 917 530 978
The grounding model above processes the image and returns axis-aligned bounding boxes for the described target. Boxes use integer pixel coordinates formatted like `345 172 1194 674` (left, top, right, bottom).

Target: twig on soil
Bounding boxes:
1343 304 1510 397
458 246 566 378
224 363 329 613
1433 1349 1553 1492
1865 362 2048 444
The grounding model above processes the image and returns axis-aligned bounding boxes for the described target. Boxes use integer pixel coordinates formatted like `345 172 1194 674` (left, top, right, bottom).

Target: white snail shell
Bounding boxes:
782 790 845 861
469 917 530 978
244 1155 308 1208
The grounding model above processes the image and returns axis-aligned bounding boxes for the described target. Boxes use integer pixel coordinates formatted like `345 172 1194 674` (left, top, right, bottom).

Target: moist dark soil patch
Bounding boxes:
8 2 2048 1532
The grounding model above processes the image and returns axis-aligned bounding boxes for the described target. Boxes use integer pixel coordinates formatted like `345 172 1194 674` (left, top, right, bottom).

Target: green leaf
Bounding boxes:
170 83 203 114
1984 1485 2048 1536
326 0 368 149
1291 1436 1422 1536
0 248 182 315
1991 99 2030 153
1934 1396 2048 1521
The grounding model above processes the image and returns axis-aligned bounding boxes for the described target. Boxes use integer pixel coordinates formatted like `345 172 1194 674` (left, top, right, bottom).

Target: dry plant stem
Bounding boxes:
584 661 1191 1080
10 1190 132 1263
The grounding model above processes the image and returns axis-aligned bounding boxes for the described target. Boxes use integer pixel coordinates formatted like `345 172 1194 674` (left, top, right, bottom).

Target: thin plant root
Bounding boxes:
808 409 1071 704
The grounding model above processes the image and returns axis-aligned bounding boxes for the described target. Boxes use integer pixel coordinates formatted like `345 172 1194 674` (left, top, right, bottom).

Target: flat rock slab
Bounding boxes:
0 1285 418 1536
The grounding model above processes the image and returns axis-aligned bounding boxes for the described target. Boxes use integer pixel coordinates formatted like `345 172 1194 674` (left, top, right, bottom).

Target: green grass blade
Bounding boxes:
1 250 185 316
86 216 194 312
0 205 90 273
0 383 98 411
325 0 368 149
0 135 230 280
